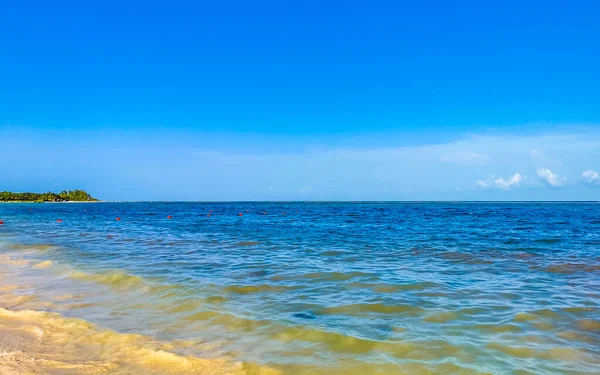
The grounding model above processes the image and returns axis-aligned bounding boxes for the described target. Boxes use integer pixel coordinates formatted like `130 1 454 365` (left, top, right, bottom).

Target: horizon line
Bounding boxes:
16 200 599 204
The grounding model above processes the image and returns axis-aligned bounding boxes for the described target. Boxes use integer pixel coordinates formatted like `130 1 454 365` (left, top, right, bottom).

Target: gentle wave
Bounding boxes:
2 202 599 374
320 303 425 316
69 270 146 288
0 306 279 375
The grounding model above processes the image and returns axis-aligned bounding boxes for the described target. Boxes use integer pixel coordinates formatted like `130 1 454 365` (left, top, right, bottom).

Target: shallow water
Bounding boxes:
1 202 599 374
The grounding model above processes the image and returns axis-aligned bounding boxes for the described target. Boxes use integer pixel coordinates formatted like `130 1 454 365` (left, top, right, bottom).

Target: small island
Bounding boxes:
0 190 99 202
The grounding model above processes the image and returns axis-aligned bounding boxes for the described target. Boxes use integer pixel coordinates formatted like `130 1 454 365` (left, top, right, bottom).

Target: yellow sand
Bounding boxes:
0 288 278 375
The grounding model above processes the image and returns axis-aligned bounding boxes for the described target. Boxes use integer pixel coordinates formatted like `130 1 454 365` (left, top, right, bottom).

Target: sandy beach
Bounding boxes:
0 276 278 375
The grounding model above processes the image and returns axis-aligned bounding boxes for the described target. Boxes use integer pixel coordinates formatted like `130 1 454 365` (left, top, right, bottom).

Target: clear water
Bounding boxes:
1 202 599 374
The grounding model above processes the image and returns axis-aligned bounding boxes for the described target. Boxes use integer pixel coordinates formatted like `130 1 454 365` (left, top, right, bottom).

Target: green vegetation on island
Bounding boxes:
0 190 99 202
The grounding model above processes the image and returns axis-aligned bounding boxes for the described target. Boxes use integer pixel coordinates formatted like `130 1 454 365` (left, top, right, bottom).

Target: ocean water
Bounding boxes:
0 202 599 374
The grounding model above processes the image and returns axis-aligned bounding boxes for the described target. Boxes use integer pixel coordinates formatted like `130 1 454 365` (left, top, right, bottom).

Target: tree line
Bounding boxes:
0 190 98 202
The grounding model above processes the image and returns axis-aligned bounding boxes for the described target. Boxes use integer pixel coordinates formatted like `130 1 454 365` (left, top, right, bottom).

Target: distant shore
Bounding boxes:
0 189 98 203
0 201 101 203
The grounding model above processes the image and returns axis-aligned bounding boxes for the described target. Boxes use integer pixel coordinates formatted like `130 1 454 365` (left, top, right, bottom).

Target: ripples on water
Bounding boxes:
1 202 599 374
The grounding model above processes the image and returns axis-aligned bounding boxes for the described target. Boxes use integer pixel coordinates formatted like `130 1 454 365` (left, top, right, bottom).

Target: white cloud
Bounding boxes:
476 173 522 190
5 125 600 200
441 151 490 166
536 168 564 187
494 173 523 190
581 170 600 185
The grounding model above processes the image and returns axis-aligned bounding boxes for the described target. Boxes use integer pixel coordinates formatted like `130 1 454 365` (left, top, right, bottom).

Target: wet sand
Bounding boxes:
0 286 278 375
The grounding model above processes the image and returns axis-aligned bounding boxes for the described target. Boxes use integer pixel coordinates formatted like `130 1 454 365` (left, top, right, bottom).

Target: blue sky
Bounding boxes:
1 1 599 200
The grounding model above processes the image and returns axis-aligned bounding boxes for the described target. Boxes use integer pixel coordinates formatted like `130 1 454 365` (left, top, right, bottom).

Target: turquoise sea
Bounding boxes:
1 202 599 374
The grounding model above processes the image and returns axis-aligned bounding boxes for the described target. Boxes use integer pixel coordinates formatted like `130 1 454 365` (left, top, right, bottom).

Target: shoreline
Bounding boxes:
0 259 278 375
0 293 278 375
